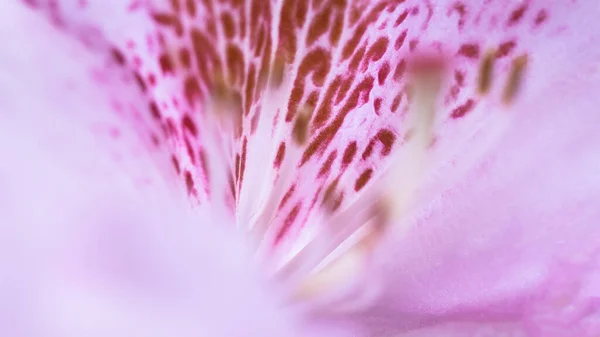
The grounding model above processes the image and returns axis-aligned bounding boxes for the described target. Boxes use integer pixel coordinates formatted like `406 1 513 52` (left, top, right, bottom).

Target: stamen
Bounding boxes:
291 106 312 146
503 54 528 105
269 56 286 89
478 49 496 95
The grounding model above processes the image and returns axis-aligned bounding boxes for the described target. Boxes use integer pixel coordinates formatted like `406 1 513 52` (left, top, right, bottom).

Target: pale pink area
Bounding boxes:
4 0 600 336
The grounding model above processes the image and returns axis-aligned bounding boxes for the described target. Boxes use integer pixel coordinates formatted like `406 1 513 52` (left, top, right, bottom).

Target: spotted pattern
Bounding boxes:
24 0 575 249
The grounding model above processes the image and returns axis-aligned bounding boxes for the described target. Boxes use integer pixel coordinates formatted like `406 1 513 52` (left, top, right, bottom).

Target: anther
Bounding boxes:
478 49 496 95
503 54 528 105
292 105 312 146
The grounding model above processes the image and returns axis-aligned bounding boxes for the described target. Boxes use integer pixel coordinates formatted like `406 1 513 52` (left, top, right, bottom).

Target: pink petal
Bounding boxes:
0 3 357 337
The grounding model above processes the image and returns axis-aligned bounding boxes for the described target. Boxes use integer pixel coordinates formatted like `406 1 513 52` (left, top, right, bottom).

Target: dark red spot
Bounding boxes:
497 40 516 58
378 62 391 85
451 99 476 118
159 53 175 74
275 203 301 245
239 137 248 188
394 30 407 50
149 101 161 120
393 59 406 81
409 39 418 52
221 12 236 39
170 0 181 12
296 0 308 27
534 9 548 26
318 150 337 177
183 76 202 107
171 155 181 174
279 184 296 210
342 141 357 169
329 12 344 45
110 48 126 65
362 140 374 160
274 142 286 168
185 0 196 17
354 168 373 191
454 70 465 86
278 0 298 63
184 171 195 195
181 114 197 137
375 129 395 155
458 43 480 58
235 153 241 181
179 48 191 69
374 97 382 115
312 75 341 130
306 6 332 45
349 45 366 72
133 72 147 92
185 138 196 164
391 93 402 112
394 10 409 27
226 44 245 86
507 4 527 27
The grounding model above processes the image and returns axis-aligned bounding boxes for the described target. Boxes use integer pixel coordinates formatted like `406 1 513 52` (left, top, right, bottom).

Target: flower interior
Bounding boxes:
21 0 587 312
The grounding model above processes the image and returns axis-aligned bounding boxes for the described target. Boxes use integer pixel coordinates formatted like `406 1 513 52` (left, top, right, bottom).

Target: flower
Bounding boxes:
2 0 600 336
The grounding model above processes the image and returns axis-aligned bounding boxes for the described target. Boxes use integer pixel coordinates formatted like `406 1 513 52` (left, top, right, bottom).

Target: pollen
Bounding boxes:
478 49 496 95
503 54 528 105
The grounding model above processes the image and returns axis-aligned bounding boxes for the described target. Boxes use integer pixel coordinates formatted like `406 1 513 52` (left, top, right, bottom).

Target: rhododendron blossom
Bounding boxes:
2 0 600 336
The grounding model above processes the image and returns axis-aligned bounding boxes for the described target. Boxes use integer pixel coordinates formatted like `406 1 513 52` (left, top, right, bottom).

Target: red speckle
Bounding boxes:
458 43 480 58
454 70 465 86
393 59 407 81
133 72 147 92
451 99 476 118
507 4 527 27
181 114 197 137
279 184 296 210
184 171 195 195
306 6 332 45
312 76 341 130
354 168 373 191
374 97 382 115
110 48 126 65
391 93 402 112
179 48 191 69
394 10 409 27
159 53 175 74
342 141 357 169
221 12 236 39
275 203 301 245
185 138 196 164
497 40 516 58
349 45 366 72
149 101 162 120
185 0 196 17
409 39 418 52
148 74 156 86
318 150 338 178
534 9 548 26
362 140 374 160
171 155 181 174
394 30 408 50
239 137 248 188
274 142 286 168
183 76 202 107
